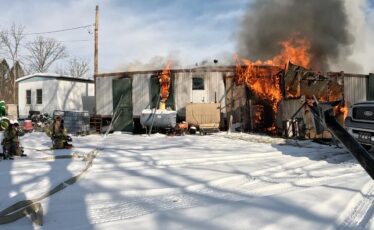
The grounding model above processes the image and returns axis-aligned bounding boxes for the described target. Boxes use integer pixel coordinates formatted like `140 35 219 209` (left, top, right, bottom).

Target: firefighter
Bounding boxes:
1 120 27 159
46 116 72 149
13 121 26 157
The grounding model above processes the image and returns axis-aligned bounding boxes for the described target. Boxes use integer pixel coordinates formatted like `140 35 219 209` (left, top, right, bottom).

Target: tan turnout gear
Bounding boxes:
46 116 70 149
2 121 24 158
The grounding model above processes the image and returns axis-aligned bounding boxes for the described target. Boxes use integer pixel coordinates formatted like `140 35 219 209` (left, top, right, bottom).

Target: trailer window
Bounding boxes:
36 89 42 104
26 90 31 104
192 77 204 90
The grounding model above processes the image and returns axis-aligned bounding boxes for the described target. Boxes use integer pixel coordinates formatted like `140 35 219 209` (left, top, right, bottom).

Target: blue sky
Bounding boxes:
1 0 373 74
0 0 250 73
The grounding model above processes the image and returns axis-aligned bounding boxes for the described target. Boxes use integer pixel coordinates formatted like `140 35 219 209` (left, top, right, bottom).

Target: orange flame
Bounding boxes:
334 103 349 120
159 61 172 103
235 36 312 133
272 38 311 68
235 56 282 113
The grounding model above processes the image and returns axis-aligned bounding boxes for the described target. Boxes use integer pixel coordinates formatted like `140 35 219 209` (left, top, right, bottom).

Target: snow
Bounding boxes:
1 132 374 229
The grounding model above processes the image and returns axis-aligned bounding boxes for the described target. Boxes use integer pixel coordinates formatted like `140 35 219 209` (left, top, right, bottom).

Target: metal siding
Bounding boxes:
96 77 113 115
97 71 228 118
344 75 367 106
57 81 91 111
132 74 151 116
18 79 58 117
174 71 226 117
278 99 304 121
174 72 192 117
207 72 226 110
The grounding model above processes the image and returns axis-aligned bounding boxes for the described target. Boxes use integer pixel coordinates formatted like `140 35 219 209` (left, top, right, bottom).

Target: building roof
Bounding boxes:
16 73 94 83
94 65 243 78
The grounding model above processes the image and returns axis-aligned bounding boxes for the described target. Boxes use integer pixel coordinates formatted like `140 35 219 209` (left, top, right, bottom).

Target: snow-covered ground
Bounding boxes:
1 132 374 230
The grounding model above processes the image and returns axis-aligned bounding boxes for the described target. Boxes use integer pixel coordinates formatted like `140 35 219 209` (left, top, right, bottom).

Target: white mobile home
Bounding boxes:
95 66 231 131
16 73 95 118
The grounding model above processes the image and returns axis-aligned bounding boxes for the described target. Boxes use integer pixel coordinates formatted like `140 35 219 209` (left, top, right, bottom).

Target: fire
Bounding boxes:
254 105 264 128
159 61 172 110
236 58 282 113
235 36 312 133
235 36 311 111
235 56 282 133
340 105 349 119
334 103 349 120
272 38 311 68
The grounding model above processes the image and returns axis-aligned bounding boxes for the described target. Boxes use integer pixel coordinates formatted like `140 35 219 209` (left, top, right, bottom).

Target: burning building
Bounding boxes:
94 65 229 133
94 60 374 137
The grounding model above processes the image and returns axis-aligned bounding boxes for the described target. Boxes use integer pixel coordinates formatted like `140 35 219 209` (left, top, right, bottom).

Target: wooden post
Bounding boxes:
94 5 99 115
94 5 99 75
229 79 234 133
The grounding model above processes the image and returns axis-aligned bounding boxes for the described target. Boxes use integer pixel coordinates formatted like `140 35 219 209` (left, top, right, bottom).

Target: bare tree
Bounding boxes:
26 36 68 72
0 23 25 103
67 58 90 78
54 64 67 76
0 23 25 65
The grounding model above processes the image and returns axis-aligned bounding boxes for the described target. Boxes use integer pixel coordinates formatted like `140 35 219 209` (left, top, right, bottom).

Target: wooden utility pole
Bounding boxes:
94 5 99 75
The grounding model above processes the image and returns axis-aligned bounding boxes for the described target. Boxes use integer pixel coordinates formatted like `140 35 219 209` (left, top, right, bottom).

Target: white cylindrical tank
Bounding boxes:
140 109 177 129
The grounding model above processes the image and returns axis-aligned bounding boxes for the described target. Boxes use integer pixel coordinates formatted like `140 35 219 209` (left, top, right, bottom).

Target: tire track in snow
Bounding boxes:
91 147 350 173
337 181 374 230
86 148 354 200
85 153 361 225
91 152 309 172
86 170 363 225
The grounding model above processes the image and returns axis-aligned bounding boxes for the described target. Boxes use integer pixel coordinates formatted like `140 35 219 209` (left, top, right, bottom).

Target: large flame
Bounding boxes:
235 57 282 113
272 38 311 68
235 36 312 133
159 61 172 110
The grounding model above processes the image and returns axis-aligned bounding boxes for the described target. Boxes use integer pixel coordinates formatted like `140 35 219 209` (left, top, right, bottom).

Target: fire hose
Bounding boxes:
309 98 374 180
0 149 98 226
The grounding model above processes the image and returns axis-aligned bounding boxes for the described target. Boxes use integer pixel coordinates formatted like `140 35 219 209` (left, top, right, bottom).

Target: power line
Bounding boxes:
25 24 94 35
57 39 93 43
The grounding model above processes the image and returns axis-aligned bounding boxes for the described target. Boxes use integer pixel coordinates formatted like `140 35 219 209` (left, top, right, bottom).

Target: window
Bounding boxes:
192 77 204 90
26 90 31 105
36 89 42 104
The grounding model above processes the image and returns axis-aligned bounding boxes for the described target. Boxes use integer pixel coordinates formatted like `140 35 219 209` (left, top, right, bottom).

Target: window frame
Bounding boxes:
192 77 205 90
26 90 31 105
36 89 43 104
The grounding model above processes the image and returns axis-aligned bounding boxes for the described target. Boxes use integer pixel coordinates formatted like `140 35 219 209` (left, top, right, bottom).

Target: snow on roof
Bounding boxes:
16 73 94 83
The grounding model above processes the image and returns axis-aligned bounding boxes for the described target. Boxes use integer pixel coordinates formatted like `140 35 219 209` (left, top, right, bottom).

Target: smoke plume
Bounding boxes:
237 0 356 71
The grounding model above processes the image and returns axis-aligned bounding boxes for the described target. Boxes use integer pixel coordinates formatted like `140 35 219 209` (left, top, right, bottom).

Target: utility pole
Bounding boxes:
94 5 99 75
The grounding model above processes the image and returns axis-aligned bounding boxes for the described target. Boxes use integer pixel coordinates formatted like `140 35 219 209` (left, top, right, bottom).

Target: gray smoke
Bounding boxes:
237 0 356 71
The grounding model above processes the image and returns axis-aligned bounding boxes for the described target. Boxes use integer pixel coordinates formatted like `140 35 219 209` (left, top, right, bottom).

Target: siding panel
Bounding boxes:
96 77 113 115
344 74 367 106
132 74 151 116
174 71 227 117
174 72 192 116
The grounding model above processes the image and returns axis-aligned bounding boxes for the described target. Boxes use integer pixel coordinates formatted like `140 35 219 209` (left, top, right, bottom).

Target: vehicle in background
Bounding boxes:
345 101 374 150
0 100 10 130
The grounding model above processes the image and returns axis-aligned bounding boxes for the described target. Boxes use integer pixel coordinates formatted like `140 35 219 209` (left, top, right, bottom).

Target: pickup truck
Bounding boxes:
345 101 374 150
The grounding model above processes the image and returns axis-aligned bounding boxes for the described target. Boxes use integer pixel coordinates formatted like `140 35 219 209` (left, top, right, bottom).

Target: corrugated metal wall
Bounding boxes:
96 74 151 117
132 74 151 116
96 70 229 118
205 72 226 106
174 72 192 116
344 74 367 106
277 99 304 120
96 77 113 115
174 71 227 117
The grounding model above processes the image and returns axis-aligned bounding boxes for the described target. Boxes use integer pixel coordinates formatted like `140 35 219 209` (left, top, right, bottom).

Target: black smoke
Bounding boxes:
237 0 355 71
